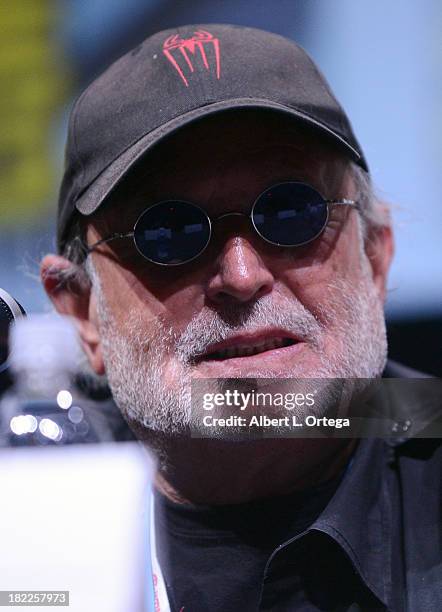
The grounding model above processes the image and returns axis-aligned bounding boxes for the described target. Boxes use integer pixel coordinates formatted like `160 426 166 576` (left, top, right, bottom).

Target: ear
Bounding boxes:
40 254 105 375
364 220 394 303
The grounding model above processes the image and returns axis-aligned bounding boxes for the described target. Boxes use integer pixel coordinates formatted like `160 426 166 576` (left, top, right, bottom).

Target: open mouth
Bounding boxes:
198 337 297 361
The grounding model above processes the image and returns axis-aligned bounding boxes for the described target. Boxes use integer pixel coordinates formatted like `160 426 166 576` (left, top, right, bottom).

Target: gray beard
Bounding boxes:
94 258 388 438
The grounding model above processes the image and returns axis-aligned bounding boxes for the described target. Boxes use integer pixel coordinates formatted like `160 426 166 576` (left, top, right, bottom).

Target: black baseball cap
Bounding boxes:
57 23 368 252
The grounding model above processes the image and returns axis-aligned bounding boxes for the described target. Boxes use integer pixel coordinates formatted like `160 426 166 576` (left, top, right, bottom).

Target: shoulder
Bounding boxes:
382 359 441 458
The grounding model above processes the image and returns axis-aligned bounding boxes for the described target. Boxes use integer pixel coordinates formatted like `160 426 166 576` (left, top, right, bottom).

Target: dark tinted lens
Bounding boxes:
252 182 328 246
133 201 210 264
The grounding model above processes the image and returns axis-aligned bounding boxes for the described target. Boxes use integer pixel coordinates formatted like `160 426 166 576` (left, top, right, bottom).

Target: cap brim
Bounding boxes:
75 98 367 216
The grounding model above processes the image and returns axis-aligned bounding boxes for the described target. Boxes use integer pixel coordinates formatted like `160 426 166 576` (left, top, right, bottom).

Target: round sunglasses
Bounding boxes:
85 181 359 266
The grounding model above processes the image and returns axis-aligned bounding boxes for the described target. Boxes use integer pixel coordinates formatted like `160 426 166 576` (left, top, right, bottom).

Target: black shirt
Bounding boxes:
155 470 346 611
155 436 442 611
154 363 442 611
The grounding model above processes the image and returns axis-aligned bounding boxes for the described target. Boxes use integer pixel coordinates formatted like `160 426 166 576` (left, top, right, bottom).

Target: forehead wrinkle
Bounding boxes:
206 146 346 215
218 142 318 180
87 121 351 238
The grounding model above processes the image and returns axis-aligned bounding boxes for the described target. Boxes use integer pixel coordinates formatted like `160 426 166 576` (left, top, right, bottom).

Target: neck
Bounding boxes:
145 435 357 505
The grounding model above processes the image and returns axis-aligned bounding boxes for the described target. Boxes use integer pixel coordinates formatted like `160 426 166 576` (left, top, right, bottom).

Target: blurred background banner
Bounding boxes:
0 0 68 223
0 0 441 374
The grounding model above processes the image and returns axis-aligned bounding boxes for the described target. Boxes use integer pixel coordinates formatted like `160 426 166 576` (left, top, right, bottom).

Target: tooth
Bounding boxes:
254 343 269 353
254 343 267 352
255 344 267 353
264 341 277 351
212 338 293 360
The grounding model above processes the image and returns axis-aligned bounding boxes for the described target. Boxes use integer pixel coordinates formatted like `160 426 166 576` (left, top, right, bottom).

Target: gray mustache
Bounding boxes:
174 295 324 362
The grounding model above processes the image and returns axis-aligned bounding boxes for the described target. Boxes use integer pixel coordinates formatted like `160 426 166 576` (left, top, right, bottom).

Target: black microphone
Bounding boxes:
0 289 26 373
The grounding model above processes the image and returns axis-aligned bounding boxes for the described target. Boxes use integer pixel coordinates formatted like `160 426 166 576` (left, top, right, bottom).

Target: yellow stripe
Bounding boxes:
0 0 70 225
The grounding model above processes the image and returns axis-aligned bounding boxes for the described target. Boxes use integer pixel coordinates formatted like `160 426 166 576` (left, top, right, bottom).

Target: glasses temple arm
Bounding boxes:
327 199 360 211
216 200 360 214
83 232 134 255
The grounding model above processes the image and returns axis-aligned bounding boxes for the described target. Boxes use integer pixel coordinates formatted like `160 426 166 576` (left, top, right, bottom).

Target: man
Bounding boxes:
41 25 441 611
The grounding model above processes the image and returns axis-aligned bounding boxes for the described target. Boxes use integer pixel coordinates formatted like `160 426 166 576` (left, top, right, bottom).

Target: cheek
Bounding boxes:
280 216 368 322
159 286 207 333
99 261 206 333
96 263 162 326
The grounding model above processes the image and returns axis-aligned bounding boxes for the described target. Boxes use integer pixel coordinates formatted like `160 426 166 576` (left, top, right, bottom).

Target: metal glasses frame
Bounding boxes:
84 181 359 266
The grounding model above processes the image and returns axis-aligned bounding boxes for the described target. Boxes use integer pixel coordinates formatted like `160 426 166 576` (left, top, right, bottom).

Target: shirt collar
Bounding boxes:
310 437 391 607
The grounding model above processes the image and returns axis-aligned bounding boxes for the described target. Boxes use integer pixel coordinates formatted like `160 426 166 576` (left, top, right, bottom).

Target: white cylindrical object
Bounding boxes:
9 314 82 375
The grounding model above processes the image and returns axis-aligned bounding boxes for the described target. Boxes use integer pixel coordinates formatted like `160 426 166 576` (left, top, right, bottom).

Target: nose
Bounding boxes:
205 230 275 304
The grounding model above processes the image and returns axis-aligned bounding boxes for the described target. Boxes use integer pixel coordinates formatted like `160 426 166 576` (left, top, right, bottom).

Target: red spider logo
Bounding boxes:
163 30 221 87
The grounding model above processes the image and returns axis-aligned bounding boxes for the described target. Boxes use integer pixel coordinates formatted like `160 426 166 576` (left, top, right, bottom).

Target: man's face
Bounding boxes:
81 113 391 435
